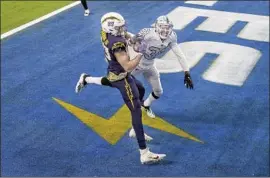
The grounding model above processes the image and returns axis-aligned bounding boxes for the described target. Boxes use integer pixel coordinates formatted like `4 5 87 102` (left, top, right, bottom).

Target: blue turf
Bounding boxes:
1 1 269 176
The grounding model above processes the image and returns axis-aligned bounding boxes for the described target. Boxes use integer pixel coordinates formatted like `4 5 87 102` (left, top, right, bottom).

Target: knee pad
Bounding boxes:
153 88 163 98
101 77 112 86
139 85 145 93
138 85 145 98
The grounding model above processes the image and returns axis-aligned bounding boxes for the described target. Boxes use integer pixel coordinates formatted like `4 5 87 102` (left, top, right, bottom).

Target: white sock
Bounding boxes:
144 93 156 107
85 76 102 85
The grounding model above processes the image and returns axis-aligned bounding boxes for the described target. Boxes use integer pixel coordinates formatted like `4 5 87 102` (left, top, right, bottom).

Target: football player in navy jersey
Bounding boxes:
75 12 166 164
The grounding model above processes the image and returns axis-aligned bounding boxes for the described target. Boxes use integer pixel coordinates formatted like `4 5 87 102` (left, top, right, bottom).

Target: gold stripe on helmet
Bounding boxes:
101 16 120 23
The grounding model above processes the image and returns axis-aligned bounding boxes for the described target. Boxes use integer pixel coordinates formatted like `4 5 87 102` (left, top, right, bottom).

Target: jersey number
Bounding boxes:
155 41 261 86
144 46 169 60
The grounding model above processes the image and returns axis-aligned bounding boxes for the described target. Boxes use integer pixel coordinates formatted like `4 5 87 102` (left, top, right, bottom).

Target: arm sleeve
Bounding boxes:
170 32 190 71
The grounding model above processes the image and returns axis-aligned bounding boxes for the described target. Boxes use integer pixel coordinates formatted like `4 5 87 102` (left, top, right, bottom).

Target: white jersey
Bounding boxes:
134 28 189 71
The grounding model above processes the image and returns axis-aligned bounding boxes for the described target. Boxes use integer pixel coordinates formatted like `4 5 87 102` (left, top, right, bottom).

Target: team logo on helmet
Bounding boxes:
101 12 127 37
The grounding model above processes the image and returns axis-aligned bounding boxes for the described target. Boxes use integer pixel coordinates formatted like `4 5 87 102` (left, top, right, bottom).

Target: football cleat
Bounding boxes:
140 147 166 164
84 9 90 16
142 105 155 118
129 128 153 141
75 73 90 93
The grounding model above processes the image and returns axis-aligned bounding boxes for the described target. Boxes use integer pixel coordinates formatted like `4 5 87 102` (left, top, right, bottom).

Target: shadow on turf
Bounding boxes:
144 159 175 166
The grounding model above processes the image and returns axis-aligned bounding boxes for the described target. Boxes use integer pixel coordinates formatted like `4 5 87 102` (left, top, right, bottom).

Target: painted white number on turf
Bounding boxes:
154 6 269 87
185 1 218 7
155 41 261 86
167 6 269 42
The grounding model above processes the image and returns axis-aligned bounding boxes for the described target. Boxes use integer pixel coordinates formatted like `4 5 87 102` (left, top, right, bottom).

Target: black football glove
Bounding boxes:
184 71 194 89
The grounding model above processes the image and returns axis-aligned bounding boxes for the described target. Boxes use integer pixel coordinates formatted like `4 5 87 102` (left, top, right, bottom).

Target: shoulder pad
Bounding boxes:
111 41 126 53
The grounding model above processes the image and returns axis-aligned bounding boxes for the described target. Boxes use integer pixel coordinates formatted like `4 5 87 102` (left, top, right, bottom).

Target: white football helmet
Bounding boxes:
155 15 173 40
101 12 126 37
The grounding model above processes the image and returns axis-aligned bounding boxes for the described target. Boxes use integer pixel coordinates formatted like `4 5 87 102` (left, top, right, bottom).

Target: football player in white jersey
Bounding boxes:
127 15 193 139
128 15 193 117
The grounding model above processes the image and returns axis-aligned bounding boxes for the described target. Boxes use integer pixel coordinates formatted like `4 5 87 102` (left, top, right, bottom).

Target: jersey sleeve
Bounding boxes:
169 31 178 46
169 31 190 71
111 41 127 53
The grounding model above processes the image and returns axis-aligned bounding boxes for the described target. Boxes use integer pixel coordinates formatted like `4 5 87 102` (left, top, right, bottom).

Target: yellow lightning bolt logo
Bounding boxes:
53 97 204 145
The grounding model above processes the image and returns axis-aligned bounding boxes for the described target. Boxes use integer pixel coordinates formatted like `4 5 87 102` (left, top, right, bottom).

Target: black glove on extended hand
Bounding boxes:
184 71 194 89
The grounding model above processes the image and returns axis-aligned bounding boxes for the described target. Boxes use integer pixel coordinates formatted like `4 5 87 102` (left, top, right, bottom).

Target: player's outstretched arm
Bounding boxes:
170 43 190 72
114 51 143 72
127 28 150 46
170 41 194 89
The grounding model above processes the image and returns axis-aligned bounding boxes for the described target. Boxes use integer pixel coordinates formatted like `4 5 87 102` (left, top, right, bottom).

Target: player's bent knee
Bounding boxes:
153 88 163 98
138 85 145 96
132 99 142 111
101 77 112 86
138 85 145 92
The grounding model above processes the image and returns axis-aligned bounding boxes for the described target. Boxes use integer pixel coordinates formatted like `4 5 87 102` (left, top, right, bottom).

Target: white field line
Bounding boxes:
185 1 218 6
1 1 80 40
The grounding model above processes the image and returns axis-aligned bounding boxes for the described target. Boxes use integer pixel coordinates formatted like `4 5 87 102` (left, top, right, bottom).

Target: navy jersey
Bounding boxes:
101 30 128 82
